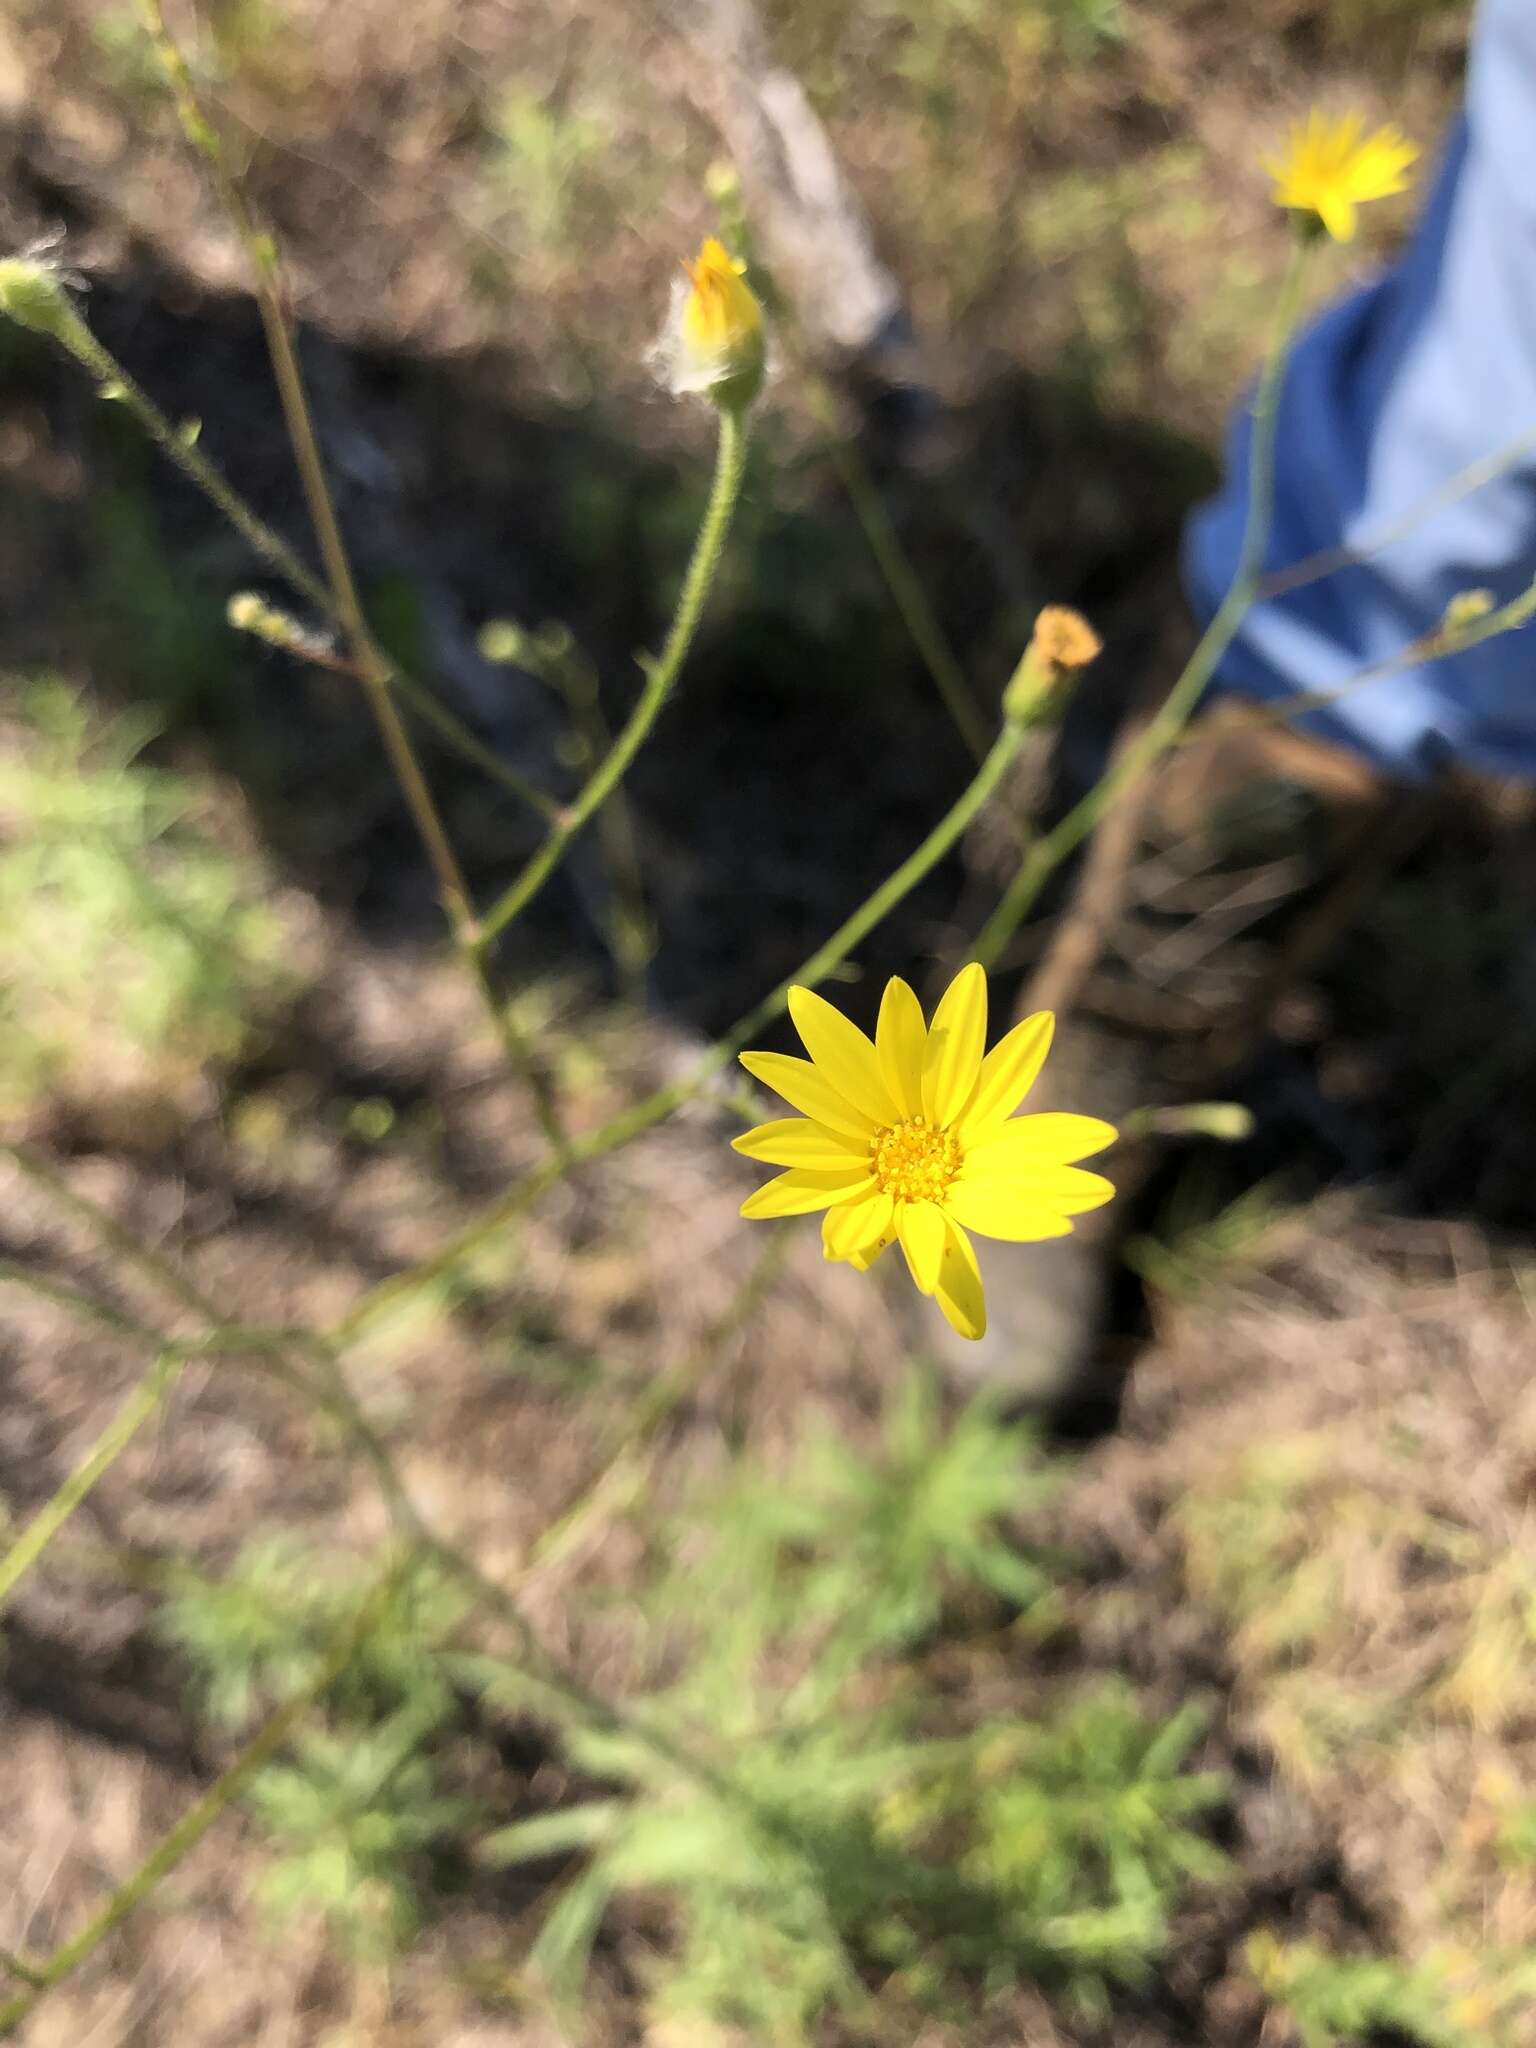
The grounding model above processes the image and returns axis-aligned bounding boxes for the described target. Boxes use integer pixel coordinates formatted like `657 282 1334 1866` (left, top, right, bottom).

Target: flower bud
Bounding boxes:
656 236 766 411
477 619 531 666
1120 1100 1256 1143
227 590 331 662
0 257 83 344
1003 605 1102 725
1439 587 1496 635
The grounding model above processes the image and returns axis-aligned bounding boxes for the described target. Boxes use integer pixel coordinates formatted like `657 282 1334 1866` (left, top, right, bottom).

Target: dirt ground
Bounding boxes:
6 1 1536 2044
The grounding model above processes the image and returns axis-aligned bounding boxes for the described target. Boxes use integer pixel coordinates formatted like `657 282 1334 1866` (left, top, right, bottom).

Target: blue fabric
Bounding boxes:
1183 0 1536 781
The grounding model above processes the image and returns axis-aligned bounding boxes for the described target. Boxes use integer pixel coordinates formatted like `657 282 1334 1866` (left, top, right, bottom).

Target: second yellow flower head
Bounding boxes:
1265 111 1418 244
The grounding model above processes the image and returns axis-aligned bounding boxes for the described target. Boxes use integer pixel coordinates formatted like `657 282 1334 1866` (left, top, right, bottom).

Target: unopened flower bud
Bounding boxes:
227 590 330 662
1439 587 1496 635
0 257 82 344
655 236 766 411
1003 605 1102 725
1120 1100 1256 1143
478 620 530 665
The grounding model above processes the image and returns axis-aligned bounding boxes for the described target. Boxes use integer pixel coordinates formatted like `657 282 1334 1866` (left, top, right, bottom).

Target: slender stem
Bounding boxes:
477 404 751 946
731 717 1024 1044
333 711 1030 1345
523 1227 791 1584
136 0 575 1139
29 303 330 612
464 941 568 1152
394 674 561 824
815 406 991 762
1259 418 1536 601
0 1563 403 2035
253 291 480 936
1186 571 1536 741
0 1353 184 1615
0 293 558 824
538 642 654 1003
971 240 1314 971
0 1262 173 1349
1 1142 217 1321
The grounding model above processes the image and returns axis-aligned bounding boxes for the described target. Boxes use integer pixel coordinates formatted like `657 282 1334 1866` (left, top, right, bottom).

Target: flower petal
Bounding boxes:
934 1219 986 1342
732 1118 870 1170
849 1229 896 1274
921 962 987 1128
740 1167 876 1220
875 976 927 1120
896 1199 946 1294
955 1010 1055 1141
961 1113 1118 1174
787 986 900 1127
1317 191 1356 241
945 1178 1095 1241
739 1051 877 1144
989 1166 1115 1215
822 1188 895 1262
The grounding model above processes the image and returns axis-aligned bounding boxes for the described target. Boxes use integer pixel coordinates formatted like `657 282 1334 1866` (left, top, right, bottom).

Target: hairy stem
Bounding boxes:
477 403 751 945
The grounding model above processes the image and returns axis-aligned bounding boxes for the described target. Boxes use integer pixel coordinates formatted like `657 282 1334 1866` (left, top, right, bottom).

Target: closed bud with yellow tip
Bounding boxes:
655 235 767 411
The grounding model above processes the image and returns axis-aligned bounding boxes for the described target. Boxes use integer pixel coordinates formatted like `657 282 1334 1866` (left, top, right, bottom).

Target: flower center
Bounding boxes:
871 1116 962 1204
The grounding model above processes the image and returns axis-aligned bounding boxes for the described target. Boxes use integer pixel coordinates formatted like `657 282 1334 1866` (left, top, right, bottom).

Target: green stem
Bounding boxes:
0 1564 402 2035
477 404 751 946
5 274 556 829
382 671 563 825
730 716 1024 1045
0 1261 171 1349
334 710 1030 1344
250 273 480 938
0 1353 184 1615
1214 571 1536 736
136 0 573 1135
40 304 330 612
971 239 1313 972
465 941 569 1154
539 641 655 1004
817 412 991 762
524 1227 791 1583
1 1141 215 1318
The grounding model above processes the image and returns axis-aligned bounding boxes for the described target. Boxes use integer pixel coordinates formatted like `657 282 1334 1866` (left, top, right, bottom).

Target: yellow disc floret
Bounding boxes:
871 1116 962 1204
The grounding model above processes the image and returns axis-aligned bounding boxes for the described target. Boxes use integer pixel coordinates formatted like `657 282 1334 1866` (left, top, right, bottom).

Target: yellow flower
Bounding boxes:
660 236 766 406
734 964 1116 1342
1264 111 1418 244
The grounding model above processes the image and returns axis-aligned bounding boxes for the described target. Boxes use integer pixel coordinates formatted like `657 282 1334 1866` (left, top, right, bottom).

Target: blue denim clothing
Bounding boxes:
1183 0 1536 781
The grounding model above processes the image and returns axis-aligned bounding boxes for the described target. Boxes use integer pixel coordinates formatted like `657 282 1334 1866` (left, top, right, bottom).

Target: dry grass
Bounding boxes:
1066 1215 1536 2013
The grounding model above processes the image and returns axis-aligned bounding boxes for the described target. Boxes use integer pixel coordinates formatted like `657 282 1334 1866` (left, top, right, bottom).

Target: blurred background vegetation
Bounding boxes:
5 2 1536 2045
